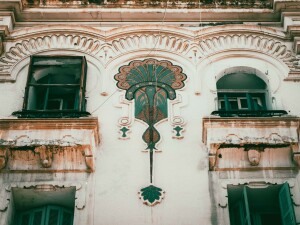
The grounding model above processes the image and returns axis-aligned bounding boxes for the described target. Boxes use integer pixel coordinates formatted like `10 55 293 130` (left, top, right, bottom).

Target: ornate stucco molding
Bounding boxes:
192 34 300 80
202 117 300 171
0 118 99 172
0 25 299 81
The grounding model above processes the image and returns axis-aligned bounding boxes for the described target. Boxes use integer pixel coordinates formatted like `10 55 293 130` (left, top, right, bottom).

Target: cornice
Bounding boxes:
0 117 99 130
202 116 300 128
1 0 299 23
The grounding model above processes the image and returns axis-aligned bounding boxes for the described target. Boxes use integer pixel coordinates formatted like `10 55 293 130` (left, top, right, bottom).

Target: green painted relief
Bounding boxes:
115 59 186 206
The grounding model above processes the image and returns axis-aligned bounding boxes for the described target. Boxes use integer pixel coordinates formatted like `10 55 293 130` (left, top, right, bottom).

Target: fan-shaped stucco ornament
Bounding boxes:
115 59 187 206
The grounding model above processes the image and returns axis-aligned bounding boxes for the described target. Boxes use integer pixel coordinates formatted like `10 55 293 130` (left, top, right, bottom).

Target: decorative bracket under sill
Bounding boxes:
0 144 94 171
0 147 8 170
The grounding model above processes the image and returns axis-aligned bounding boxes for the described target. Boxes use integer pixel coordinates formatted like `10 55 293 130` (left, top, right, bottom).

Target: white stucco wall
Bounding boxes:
0 22 300 225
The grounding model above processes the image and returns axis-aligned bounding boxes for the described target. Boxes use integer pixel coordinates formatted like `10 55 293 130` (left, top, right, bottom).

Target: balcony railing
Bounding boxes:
22 0 273 9
211 110 288 117
12 110 91 118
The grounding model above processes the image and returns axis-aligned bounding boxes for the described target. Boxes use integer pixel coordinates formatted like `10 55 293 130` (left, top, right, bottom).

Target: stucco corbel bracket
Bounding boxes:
291 143 300 167
0 147 8 170
0 185 10 212
208 143 220 171
82 145 94 171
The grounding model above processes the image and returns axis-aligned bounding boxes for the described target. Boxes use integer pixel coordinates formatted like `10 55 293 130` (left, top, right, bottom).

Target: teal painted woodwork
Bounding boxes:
279 183 296 225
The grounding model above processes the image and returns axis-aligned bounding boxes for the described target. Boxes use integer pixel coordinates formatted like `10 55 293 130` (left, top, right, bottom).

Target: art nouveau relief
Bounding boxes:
115 59 187 206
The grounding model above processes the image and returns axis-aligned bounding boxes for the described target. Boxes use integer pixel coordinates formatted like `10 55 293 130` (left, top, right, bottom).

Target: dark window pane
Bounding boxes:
20 213 30 225
32 210 43 225
240 99 248 109
27 86 79 110
30 58 82 85
30 72 81 85
220 101 225 110
229 100 238 110
48 209 59 225
261 213 282 225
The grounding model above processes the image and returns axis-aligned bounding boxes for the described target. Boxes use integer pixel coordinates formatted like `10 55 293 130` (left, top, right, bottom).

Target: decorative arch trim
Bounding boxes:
0 25 299 82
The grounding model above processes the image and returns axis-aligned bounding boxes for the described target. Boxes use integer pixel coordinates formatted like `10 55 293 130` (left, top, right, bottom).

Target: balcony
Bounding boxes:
211 110 288 117
0 118 99 173
202 117 300 171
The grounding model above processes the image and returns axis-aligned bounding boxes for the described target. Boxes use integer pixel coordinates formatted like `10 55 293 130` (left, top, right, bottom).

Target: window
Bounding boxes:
17 205 73 225
217 73 267 111
12 186 75 225
212 72 287 117
228 183 296 225
13 55 89 118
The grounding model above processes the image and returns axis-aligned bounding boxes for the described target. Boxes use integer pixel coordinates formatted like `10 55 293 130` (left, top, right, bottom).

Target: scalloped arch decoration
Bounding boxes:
0 32 299 81
0 33 191 81
0 34 104 74
195 34 293 61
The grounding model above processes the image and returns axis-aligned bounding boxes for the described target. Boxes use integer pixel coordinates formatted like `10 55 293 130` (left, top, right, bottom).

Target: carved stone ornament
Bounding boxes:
247 149 261 166
34 145 55 168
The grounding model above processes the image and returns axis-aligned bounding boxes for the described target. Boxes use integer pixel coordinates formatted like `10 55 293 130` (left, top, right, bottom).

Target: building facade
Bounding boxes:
0 0 300 224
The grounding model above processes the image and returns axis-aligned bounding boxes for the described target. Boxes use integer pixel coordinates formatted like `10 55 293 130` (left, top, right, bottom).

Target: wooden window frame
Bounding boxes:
17 205 74 225
228 183 296 225
13 55 89 118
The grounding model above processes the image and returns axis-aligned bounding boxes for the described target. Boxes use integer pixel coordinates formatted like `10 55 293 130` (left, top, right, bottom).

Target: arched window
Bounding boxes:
217 73 267 111
212 72 287 117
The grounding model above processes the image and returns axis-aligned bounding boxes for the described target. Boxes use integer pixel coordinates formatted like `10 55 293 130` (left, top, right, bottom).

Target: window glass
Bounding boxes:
20 213 30 225
228 184 296 225
47 208 59 225
216 73 267 111
24 56 86 112
32 210 43 225
17 205 73 225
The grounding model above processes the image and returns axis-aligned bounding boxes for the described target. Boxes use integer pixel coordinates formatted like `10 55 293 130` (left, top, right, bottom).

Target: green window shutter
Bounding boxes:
224 94 230 111
18 207 45 225
18 211 31 225
45 206 61 225
279 183 296 225
240 186 252 225
31 208 45 225
61 208 74 225
246 93 253 110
